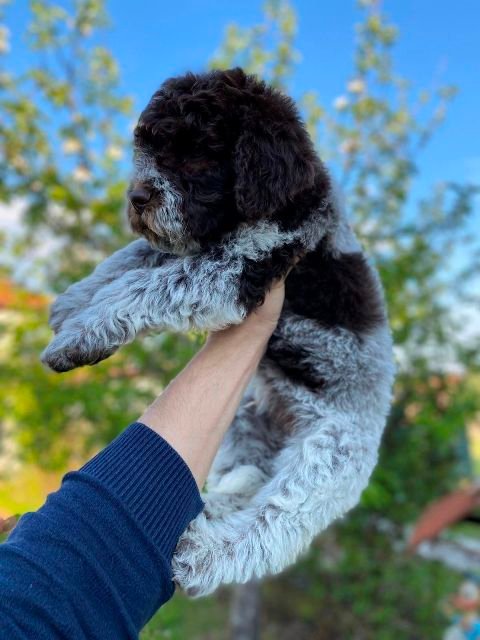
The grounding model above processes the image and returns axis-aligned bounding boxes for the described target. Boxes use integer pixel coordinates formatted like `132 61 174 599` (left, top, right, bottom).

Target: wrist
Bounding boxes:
205 315 274 353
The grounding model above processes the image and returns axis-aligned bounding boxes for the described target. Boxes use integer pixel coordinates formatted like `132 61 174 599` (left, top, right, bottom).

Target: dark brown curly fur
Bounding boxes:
131 67 330 247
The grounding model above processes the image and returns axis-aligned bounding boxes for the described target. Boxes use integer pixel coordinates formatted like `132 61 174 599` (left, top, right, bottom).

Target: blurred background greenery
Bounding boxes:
1 0 479 637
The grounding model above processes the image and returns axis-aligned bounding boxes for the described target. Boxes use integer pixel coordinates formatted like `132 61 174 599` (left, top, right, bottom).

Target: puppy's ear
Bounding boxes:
233 123 316 219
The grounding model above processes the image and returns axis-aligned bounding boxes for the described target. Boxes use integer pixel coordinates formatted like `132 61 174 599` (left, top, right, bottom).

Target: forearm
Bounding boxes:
0 423 203 639
140 316 273 488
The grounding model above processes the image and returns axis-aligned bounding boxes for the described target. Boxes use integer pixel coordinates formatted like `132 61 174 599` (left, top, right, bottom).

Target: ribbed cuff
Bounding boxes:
79 422 204 558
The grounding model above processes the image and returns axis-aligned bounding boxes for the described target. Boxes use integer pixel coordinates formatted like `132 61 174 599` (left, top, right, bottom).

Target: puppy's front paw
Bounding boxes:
41 326 117 372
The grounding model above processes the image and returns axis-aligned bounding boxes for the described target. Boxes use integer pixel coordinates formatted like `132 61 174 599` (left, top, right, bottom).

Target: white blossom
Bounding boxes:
11 155 28 172
340 139 359 155
347 78 366 94
62 138 82 154
73 166 91 183
0 25 10 54
106 145 123 160
333 95 349 111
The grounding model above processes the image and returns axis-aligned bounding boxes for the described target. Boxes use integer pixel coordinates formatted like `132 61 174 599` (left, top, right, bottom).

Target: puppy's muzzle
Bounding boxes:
128 186 152 214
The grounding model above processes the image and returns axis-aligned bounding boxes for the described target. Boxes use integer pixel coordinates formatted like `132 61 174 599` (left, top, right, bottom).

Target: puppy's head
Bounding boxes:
128 68 328 254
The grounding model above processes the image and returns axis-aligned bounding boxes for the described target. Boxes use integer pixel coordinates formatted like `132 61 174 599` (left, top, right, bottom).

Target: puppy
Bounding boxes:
42 68 395 596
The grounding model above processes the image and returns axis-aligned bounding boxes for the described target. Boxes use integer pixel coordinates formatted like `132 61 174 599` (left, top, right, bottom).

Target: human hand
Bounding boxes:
205 276 286 351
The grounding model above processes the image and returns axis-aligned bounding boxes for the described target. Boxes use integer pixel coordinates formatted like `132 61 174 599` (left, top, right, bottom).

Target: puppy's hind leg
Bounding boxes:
173 322 395 597
203 382 282 519
173 406 382 597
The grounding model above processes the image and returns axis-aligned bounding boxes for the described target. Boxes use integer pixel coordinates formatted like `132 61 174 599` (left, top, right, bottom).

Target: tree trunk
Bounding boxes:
229 580 262 640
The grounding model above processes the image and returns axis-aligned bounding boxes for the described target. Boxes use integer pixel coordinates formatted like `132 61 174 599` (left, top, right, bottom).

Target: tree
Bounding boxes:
0 0 200 469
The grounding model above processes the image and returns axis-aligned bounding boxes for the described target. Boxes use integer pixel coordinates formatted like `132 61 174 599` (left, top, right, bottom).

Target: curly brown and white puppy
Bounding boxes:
42 68 395 597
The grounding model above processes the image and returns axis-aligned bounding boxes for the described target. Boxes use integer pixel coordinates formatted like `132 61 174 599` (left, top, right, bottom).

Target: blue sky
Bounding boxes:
8 0 480 202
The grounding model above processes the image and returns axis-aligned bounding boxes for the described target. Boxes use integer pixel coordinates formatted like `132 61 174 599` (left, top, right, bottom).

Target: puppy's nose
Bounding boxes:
129 187 152 213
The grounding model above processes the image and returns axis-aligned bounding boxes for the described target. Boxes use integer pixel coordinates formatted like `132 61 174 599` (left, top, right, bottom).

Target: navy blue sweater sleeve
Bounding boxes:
0 422 204 639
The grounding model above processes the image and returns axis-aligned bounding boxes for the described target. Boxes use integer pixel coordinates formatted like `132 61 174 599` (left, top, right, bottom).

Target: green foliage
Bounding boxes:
1 0 132 285
210 0 299 88
142 590 228 640
260 527 459 639
0 280 202 469
0 0 200 469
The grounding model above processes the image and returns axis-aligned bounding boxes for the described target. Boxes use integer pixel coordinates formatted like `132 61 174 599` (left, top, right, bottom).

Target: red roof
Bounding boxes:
408 486 480 550
0 278 48 310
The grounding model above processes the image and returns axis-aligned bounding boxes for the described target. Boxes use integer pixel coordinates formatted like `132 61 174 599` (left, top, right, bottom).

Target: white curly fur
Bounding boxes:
173 283 394 596
42 174 394 596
